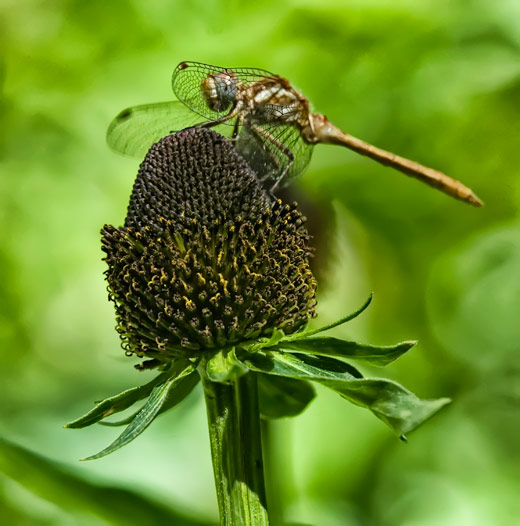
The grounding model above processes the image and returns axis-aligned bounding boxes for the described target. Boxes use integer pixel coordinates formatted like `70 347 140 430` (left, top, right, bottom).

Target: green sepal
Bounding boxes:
81 361 198 460
99 370 200 427
205 347 249 383
292 293 373 339
96 408 141 428
64 368 176 429
291 352 363 378
244 328 286 353
237 349 451 437
257 374 316 419
275 338 416 367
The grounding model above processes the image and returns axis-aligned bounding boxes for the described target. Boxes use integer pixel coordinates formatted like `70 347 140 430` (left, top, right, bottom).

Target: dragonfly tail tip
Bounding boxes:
467 192 484 207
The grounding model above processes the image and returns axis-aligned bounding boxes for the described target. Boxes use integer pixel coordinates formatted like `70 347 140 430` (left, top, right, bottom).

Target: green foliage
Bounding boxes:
277 337 416 367
68 300 447 461
82 374 188 461
0 438 214 526
206 348 249 383
64 367 179 429
257 375 316 419
69 361 199 460
238 343 449 437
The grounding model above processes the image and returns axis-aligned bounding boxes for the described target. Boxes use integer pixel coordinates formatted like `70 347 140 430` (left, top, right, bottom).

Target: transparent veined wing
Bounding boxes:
106 101 206 158
235 121 314 188
171 61 279 122
278 125 314 182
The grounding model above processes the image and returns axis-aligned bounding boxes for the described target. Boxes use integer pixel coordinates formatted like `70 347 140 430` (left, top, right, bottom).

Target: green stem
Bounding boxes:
201 370 270 525
261 420 283 526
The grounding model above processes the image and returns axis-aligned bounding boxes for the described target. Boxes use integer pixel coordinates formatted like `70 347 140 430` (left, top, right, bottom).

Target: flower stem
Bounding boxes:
201 370 270 525
261 420 284 526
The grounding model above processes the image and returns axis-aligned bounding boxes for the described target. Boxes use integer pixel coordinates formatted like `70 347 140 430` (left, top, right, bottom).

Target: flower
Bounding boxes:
101 127 317 365
69 126 450 461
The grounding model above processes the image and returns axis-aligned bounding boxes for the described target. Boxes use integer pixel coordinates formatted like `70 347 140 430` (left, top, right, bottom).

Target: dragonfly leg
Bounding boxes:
248 123 295 192
196 103 242 130
226 115 245 143
231 117 241 139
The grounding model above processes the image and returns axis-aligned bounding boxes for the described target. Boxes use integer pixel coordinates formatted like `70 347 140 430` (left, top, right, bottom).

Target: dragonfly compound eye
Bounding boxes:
201 72 237 113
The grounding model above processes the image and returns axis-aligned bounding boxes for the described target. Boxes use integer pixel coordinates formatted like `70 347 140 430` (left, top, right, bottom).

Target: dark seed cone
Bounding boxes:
102 128 317 362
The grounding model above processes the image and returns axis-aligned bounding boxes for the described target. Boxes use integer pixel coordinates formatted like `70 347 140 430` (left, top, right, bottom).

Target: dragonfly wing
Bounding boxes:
106 101 204 158
171 61 280 122
172 62 232 121
235 122 313 187
273 123 314 181
234 127 280 180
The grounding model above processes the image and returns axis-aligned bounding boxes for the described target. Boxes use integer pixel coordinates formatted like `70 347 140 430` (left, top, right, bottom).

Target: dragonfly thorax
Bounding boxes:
200 72 238 113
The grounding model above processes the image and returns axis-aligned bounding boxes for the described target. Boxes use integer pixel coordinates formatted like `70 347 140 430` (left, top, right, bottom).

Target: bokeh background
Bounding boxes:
1 0 519 524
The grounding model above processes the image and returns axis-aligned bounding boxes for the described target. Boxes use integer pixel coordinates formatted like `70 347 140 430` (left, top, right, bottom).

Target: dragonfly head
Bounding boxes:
201 71 238 113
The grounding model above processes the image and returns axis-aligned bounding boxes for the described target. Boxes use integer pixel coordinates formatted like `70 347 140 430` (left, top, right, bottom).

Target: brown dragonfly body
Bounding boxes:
108 61 482 206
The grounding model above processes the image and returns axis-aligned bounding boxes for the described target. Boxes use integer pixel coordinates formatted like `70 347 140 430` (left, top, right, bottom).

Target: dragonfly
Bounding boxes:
107 61 483 207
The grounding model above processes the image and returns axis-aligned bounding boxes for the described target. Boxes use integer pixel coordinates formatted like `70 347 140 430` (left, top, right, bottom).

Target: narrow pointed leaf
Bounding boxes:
0 438 215 526
238 349 362 381
65 369 175 429
292 352 363 377
206 348 249 382
258 374 316 419
276 338 416 366
82 379 174 460
238 350 450 436
99 371 200 427
97 408 142 427
82 362 197 460
293 294 373 338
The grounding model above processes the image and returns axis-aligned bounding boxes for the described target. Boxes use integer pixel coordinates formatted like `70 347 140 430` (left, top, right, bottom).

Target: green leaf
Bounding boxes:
238 350 450 436
276 337 416 366
291 352 363 377
82 362 197 460
0 437 215 526
258 374 316 419
206 347 249 382
99 370 200 426
97 407 142 427
292 293 373 338
65 367 177 429
238 349 361 380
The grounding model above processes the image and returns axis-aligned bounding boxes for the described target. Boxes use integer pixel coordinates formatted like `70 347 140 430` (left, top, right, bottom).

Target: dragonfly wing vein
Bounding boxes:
107 101 209 158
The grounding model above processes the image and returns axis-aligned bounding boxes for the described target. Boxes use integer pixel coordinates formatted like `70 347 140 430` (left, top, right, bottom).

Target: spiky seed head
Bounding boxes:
102 128 317 365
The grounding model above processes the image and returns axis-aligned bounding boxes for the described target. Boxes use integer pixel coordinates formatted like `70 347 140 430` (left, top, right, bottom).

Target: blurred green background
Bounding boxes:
1 0 519 524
